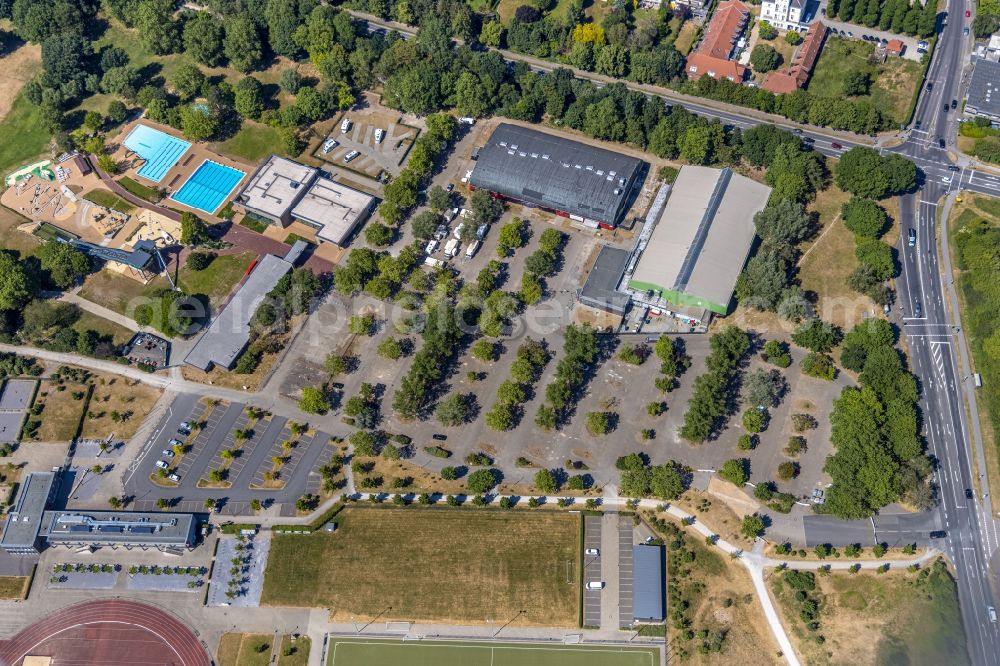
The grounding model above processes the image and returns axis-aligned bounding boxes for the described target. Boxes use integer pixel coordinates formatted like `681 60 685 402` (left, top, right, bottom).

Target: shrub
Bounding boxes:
785 436 807 456
777 462 799 480
742 408 767 433
738 434 756 450
586 411 612 435
719 458 749 486
742 513 765 538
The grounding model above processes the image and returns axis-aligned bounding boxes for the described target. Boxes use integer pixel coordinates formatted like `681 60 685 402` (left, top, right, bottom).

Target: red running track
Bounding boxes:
0 599 210 666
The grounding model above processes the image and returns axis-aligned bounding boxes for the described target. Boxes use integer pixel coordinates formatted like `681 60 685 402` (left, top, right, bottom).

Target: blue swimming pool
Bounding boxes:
122 124 191 183
171 160 246 214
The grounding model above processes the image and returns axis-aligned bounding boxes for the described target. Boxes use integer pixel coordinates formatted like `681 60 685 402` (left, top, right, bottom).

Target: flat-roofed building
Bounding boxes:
627 166 771 317
578 246 631 317
290 177 375 245
234 155 318 226
41 511 197 551
184 245 304 372
1 472 57 554
966 58 1000 122
633 544 665 622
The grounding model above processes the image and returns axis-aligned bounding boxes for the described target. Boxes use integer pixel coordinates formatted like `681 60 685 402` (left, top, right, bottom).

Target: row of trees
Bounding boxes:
822 319 931 518
391 301 463 419
379 114 458 225
535 324 599 429
616 452 690 500
679 326 750 443
484 338 550 431
825 0 938 37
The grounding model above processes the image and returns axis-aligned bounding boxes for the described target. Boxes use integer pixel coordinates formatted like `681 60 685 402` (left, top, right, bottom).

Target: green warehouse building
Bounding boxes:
628 166 772 317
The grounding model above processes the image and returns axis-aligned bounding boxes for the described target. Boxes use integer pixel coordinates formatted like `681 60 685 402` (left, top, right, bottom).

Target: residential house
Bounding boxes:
761 0 806 31
686 0 750 82
761 21 828 94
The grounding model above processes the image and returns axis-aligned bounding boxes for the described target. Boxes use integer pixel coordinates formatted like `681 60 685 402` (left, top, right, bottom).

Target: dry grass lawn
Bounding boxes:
0 206 42 258
216 633 273 666
0 575 30 600
769 563 966 666
675 21 700 55
80 377 161 439
645 510 780 665
73 310 135 346
33 380 89 442
277 635 310 666
262 507 581 626
0 40 41 122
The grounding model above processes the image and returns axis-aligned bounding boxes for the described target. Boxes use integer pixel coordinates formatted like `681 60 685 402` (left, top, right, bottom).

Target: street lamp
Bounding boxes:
493 609 527 637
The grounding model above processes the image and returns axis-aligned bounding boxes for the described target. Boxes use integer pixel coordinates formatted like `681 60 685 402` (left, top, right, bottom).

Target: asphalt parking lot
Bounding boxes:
317 109 418 179
583 515 602 627
618 517 635 627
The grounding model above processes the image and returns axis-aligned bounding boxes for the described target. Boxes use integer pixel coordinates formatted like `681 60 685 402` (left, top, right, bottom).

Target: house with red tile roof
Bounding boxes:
761 21 827 94
686 0 750 82
886 38 905 56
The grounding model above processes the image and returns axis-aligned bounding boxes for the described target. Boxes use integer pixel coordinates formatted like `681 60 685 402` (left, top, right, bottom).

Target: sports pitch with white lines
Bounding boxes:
327 638 660 665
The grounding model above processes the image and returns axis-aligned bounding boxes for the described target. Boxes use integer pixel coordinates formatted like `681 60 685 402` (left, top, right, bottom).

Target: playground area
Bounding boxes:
324 638 660 666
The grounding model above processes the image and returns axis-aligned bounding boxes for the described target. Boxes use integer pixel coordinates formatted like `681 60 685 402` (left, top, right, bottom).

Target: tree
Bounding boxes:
411 210 440 240
183 12 225 67
719 458 749 487
855 239 895 280
186 251 214 271
750 44 781 72
534 468 558 493
754 199 814 248
435 392 474 426
107 100 128 124
180 104 218 141
224 14 263 73
298 386 330 414
467 468 498 493
132 0 181 55
792 318 840 352
650 461 686 500
171 63 206 102
835 148 917 199
586 411 612 435
180 212 209 246
743 408 767 433
469 189 504 226
235 76 265 120
471 339 496 362
742 513 765 539
743 368 786 408
427 186 451 212
37 241 90 289
842 70 872 96
842 197 888 238
777 461 798 480
785 29 803 45
348 314 376 336
377 336 404 360
364 222 395 247
759 20 778 39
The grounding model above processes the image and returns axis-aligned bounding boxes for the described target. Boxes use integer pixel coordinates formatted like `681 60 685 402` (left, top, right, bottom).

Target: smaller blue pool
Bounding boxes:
122 124 191 183
171 160 246 214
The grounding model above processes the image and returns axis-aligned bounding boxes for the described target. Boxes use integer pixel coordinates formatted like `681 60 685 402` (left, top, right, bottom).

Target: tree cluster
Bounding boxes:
485 338 549 431
679 326 750 443
535 324 598 429
826 0 938 37
616 452 689 500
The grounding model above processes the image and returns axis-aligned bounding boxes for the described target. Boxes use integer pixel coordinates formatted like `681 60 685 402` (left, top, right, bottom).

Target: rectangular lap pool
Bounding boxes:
122 125 191 183
171 160 246 214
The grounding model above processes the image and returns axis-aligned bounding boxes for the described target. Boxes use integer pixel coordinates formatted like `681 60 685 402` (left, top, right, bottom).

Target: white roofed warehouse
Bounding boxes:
627 166 772 315
469 123 646 228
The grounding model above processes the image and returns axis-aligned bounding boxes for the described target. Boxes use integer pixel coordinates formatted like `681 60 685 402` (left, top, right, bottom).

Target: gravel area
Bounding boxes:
207 534 270 607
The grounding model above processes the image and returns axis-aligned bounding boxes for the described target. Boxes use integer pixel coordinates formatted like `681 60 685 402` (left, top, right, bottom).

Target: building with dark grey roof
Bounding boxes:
469 124 645 228
966 58 1000 122
632 544 665 622
578 245 631 316
1 472 57 554
184 243 306 372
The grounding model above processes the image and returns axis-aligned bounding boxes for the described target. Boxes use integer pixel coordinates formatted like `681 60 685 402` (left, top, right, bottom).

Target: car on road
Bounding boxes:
793 128 803 134
942 175 953 184
915 120 922 129
939 137 946 148
966 488 974 499
952 99 958 109
966 9 971 16
915 301 923 317
161 449 175 459
926 82 934 91
929 530 947 539
585 548 600 556
964 26 970 35
949 165 960 172
943 103 950 112
989 606 997 623
802 136 815 144
155 460 168 469
432 433 448 441
831 142 842 149
586 581 605 590
908 228 917 246
168 473 180 482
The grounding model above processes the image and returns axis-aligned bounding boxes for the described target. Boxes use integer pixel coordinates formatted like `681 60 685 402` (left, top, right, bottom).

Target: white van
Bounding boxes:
444 207 459 223
425 239 439 254
344 150 360 163
375 128 385 144
465 240 480 258
424 256 445 268
453 222 465 239
458 117 475 125
322 138 338 154
341 118 352 133
586 581 605 590
444 238 460 258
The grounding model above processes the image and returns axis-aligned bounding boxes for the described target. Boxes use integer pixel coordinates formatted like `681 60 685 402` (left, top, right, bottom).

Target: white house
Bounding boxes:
760 0 806 31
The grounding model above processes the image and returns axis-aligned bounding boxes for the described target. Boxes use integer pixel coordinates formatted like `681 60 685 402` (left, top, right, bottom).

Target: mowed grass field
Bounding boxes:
262 508 582 626
326 639 659 666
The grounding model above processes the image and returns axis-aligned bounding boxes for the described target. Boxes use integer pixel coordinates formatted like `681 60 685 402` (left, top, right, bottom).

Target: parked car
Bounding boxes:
425 239 439 254
465 240 480 258
586 581 605 590
966 9 971 17
476 223 489 240
168 438 183 448
452 222 466 239
458 117 476 125
155 460 168 469
424 256 445 268
322 138 338 154
446 183 454 192
161 449 175 459
434 224 449 240
444 238 460 258
964 26 970 35
432 433 448 441
178 422 191 435
168 473 180 482
585 548 600 556
344 150 360 163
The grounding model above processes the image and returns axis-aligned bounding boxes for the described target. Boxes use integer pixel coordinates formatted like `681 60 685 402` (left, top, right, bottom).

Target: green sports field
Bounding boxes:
326 638 659 666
